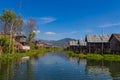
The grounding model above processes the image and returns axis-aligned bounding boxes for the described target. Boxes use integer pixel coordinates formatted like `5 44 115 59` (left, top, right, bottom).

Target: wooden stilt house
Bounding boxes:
66 40 79 52
78 40 87 53
109 34 120 53
85 34 111 53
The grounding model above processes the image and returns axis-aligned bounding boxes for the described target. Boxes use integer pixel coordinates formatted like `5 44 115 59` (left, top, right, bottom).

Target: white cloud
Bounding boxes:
45 32 56 35
99 22 120 28
38 17 56 24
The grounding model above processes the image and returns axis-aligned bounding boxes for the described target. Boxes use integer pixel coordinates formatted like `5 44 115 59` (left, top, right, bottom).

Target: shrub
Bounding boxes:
0 36 14 54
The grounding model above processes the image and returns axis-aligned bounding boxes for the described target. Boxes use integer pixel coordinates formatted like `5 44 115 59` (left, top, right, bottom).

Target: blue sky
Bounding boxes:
0 0 120 40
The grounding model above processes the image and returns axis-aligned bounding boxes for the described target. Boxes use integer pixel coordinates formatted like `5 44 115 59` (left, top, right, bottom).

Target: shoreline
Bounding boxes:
65 51 120 61
0 48 61 60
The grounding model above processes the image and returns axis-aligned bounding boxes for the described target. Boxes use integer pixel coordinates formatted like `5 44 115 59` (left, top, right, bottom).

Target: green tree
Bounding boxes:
0 10 16 34
0 10 24 34
0 9 24 54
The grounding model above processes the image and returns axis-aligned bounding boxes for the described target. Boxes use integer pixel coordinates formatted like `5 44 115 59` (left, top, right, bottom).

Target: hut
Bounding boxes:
66 40 79 52
15 34 27 45
44 43 52 49
14 40 30 52
14 40 23 53
35 41 52 49
85 34 111 53
109 34 120 53
78 40 87 53
15 34 31 51
35 41 45 49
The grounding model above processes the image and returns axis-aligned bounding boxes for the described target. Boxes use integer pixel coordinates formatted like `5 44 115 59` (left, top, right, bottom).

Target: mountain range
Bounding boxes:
40 38 76 48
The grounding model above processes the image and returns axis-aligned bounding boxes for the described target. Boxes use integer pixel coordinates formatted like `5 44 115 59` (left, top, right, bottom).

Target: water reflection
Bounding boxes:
69 57 87 65
0 52 120 80
68 57 113 80
86 59 120 80
12 59 34 80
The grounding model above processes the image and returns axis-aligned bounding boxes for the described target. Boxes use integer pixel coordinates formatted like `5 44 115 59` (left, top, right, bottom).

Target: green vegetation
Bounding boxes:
0 48 61 60
103 54 120 61
65 51 86 58
0 9 24 34
86 54 103 60
0 9 37 54
0 9 62 60
0 36 14 54
65 50 120 61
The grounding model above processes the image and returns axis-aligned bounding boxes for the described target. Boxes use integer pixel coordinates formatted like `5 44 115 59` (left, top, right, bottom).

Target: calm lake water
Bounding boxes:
0 52 120 80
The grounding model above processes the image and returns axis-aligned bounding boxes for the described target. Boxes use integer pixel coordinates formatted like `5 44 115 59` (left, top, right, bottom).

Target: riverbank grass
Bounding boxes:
86 54 103 60
65 51 86 58
0 48 60 60
65 51 120 61
103 54 120 61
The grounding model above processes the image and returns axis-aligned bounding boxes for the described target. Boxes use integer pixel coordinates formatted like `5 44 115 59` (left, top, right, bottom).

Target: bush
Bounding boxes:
0 36 14 54
86 54 103 60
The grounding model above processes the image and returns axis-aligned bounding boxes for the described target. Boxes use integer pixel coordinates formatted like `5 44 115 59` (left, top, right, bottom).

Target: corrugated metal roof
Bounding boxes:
69 40 78 46
112 34 120 42
78 40 87 46
86 34 111 43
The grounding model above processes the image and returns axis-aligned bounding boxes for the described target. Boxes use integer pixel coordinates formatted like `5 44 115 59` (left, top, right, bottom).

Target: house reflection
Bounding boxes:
69 57 87 66
86 66 112 80
86 59 120 80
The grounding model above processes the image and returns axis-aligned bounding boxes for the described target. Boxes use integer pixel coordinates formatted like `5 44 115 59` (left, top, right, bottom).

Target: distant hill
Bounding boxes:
40 38 76 48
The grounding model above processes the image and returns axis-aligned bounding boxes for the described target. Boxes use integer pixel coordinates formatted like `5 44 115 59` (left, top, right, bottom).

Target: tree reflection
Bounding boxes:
0 58 34 80
0 59 14 80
